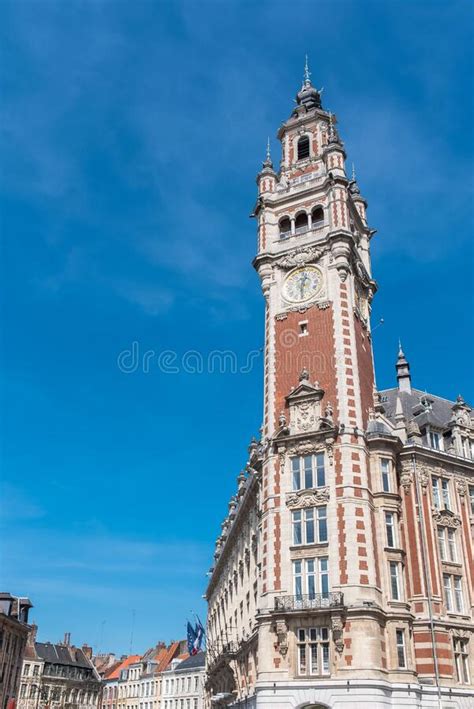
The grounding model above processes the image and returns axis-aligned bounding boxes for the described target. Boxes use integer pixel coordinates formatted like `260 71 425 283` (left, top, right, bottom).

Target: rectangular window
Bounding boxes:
432 476 451 510
291 454 325 491
292 506 327 545
453 637 470 684
23 664 30 676
444 573 464 613
381 458 391 492
385 512 396 548
293 558 329 599
389 561 401 600
297 627 330 676
317 506 327 543
292 510 302 544
429 430 441 450
396 629 406 669
447 528 457 562
437 527 457 562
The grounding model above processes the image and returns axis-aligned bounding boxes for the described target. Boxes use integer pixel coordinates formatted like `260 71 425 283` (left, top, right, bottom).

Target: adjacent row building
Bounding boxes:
0 593 33 709
204 63 474 707
17 629 101 709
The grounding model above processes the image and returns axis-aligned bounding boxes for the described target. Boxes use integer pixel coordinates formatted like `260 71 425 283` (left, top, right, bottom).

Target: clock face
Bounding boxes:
283 265 322 304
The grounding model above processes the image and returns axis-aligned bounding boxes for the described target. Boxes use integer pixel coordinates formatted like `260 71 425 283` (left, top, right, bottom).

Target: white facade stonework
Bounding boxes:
204 68 474 708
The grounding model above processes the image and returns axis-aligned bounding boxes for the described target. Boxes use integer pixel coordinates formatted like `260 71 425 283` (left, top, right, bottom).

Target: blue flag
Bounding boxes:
187 621 197 656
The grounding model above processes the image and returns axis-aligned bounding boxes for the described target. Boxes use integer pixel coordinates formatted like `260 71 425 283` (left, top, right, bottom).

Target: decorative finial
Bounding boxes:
328 112 335 140
299 367 309 382
304 54 311 86
262 136 273 169
352 162 356 182
398 338 404 356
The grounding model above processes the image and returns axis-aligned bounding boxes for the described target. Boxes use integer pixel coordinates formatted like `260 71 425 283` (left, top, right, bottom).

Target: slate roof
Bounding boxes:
174 652 205 671
378 387 458 429
35 643 93 669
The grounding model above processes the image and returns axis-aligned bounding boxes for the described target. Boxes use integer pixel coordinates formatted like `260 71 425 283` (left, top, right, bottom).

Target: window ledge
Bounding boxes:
384 547 406 556
290 542 329 552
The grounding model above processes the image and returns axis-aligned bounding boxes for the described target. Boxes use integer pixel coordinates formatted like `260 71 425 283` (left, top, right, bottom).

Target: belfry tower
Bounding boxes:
205 61 474 709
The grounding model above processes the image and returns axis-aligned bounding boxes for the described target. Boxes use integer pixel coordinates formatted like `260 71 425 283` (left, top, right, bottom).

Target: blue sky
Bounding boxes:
1 0 472 654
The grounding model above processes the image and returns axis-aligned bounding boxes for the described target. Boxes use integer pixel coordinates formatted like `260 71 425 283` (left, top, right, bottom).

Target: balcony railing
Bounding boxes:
274 592 344 611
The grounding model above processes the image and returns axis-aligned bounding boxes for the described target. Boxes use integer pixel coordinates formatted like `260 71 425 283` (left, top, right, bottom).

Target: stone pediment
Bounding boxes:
286 380 325 404
432 508 461 528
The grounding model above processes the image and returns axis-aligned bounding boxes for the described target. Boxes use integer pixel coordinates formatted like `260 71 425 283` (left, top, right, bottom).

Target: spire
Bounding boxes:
261 136 274 172
294 56 322 112
303 54 311 87
396 341 412 394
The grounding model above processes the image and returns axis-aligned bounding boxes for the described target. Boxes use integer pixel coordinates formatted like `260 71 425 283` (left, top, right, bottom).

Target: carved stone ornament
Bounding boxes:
295 401 317 432
400 469 413 494
331 614 344 654
275 246 323 270
274 619 289 657
432 509 462 528
418 466 430 493
287 441 325 457
286 486 330 509
455 477 467 497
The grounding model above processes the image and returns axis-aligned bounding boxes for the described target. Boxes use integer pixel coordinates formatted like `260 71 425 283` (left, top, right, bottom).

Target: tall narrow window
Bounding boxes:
385 512 396 548
453 637 470 684
454 576 464 613
381 458 391 492
319 557 329 598
294 560 303 598
279 216 291 239
305 508 315 544
396 629 407 669
443 573 464 612
297 628 330 676
432 476 451 510
389 561 401 600
294 212 308 234
317 506 328 543
429 429 441 450
470 486 474 516
297 135 310 160
311 206 324 228
292 510 302 545
447 528 457 562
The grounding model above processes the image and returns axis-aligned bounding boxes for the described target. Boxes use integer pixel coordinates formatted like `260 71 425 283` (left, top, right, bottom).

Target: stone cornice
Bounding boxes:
398 443 474 475
205 471 259 599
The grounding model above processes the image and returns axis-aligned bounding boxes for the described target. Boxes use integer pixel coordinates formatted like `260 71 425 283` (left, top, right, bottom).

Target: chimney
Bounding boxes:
82 644 93 659
28 623 38 645
64 632 71 646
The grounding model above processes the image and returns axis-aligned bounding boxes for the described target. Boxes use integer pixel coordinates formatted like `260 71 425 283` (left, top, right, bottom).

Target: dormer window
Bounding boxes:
297 135 310 161
311 207 324 228
279 217 291 239
425 427 444 451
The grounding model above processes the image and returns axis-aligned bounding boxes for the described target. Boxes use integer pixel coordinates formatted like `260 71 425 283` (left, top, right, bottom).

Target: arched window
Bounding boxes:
311 206 324 228
294 212 308 234
297 135 310 160
279 217 291 239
